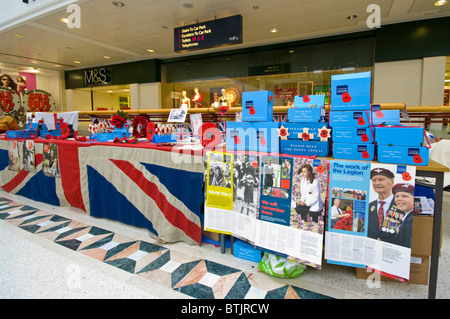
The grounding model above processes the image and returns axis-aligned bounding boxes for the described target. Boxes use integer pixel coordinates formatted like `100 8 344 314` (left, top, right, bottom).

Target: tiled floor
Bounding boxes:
1 190 449 299
0 195 332 299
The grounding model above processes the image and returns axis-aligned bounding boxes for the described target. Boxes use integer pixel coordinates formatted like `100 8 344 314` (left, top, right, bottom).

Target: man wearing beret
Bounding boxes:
367 167 396 240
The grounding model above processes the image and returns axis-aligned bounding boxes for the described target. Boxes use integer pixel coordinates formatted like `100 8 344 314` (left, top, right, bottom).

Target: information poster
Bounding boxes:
42 143 60 178
255 156 326 268
23 140 36 173
8 141 20 172
325 160 416 281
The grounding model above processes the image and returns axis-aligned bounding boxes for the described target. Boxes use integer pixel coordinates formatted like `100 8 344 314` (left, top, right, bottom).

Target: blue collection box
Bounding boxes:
375 126 424 146
371 107 401 126
331 71 372 111
332 143 375 161
377 145 429 166
254 122 280 153
282 123 330 141
242 91 274 122
332 127 374 144
226 122 255 151
233 239 262 263
287 107 325 122
329 110 370 128
293 95 325 108
281 140 330 157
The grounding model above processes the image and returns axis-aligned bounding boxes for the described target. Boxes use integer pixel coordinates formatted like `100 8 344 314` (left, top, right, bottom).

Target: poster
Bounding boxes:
325 161 416 281
8 141 20 172
42 143 60 178
23 140 36 173
255 156 325 268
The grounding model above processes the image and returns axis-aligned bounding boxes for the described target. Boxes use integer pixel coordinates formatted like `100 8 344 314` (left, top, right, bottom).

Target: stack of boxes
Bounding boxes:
226 91 280 153
375 124 428 166
329 71 376 161
280 95 331 157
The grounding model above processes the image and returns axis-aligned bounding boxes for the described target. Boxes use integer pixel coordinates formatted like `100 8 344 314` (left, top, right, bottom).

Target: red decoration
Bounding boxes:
413 154 423 164
146 122 156 142
402 172 412 181
303 95 310 103
361 150 370 159
302 132 310 141
357 118 366 126
132 116 148 138
361 134 369 142
375 110 384 118
199 123 221 149
249 106 256 115
111 115 126 128
334 210 353 231
342 92 352 103
219 105 229 115
316 165 325 174
60 122 70 138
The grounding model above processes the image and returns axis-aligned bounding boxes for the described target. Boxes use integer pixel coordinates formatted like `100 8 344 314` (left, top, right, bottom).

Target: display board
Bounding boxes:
174 15 242 52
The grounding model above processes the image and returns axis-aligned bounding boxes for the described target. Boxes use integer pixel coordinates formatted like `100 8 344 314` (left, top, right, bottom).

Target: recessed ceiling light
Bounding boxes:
104 56 111 59
434 0 447 6
147 49 155 53
54 64 62 68
73 60 81 64
347 15 358 20
269 28 278 33
112 1 125 7
60 18 69 23
14 33 25 38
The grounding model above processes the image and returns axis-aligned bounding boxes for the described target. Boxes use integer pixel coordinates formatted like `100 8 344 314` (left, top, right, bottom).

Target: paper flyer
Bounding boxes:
23 140 36 173
8 141 20 172
42 143 60 178
325 160 416 281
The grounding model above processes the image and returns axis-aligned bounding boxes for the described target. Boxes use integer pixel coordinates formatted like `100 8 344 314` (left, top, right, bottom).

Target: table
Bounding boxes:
414 159 448 299
0 138 205 245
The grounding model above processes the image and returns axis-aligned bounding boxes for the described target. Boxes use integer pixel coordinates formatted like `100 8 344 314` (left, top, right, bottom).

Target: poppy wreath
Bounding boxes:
334 210 353 231
111 115 127 128
131 115 148 138
146 122 157 141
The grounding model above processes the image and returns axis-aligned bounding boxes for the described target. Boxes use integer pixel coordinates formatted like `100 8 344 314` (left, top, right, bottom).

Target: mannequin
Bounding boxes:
210 91 220 110
219 88 229 108
192 88 203 108
180 91 190 110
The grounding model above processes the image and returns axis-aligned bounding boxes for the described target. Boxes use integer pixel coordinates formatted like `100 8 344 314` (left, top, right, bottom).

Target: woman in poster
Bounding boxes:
1 74 17 92
295 164 323 223
263 160 274 186
209 165 223 187
0 109 20 133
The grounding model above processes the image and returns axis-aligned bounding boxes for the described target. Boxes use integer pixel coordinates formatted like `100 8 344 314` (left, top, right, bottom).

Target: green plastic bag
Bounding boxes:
258 252 306 278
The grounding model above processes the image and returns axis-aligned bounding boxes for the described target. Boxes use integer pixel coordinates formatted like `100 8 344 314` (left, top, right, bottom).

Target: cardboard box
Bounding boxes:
370 107 401 126
287 107 325 122
202 229 221 242
332 127 374 144
282 122 331 141
233 239 262 263
332 143 375 161
281 139 330 157
329 110 370 128
411 215 442 256
375 127 424 146
293 95 325 109
377 145 429 166
353 255 429 285
331 71 372 111
226 122 255 152
254 122 280 153
242 91 274 122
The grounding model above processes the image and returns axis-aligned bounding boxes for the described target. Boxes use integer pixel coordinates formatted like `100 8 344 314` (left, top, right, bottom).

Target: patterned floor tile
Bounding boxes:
0 196 334 299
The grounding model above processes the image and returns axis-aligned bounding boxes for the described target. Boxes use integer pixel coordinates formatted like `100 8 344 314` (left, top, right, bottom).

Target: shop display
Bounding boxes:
330 71 372 111
242 91 273 122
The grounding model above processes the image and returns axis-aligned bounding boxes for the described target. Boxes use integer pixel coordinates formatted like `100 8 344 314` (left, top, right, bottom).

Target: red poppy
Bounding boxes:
219 105 229 115
413 154 423 164
146 122 156 141
361 134 369 142
234 135 241 144
375 110 384 119
316 165 325 173
60 122 70 138
259 136 267 146
320 129 329 138
111 115 126 128
361 150 370 159
251 160 258 167
342 92 352 103
402 172 412 181
357 118 366 126
279 128 288 137
302 132 310 141
303 95 310 103
249 106 256 115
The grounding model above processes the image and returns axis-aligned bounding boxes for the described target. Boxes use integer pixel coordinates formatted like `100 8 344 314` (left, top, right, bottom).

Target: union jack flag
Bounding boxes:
0 140 204 245
273 115 287 122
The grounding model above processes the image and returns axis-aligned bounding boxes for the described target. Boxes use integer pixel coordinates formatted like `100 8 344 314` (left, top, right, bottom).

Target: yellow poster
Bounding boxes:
206 151 234 210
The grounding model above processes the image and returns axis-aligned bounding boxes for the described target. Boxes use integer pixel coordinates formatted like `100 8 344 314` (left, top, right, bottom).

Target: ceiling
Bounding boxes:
0 0 449 74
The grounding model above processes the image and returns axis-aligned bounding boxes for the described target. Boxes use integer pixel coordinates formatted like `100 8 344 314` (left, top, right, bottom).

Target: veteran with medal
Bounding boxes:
367 167 396 241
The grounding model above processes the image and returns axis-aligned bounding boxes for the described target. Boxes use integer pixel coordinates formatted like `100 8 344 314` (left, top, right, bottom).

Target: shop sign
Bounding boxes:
174 15 242 53
22 89 56 112
84 68 111 85
0 87 21 114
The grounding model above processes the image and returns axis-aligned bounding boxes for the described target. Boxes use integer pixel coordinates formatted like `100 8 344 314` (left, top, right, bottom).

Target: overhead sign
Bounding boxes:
174 15 242 53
